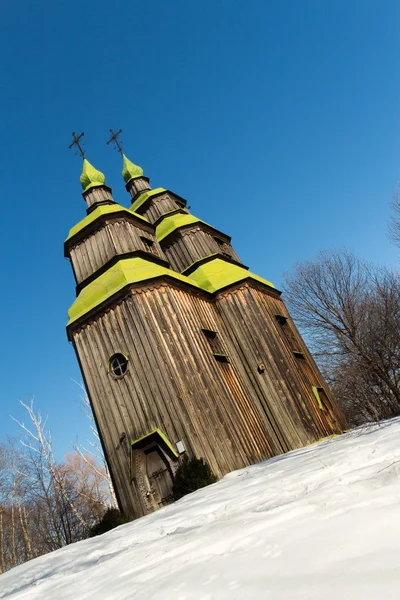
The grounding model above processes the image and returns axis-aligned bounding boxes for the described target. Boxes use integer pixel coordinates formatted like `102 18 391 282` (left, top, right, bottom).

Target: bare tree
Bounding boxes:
0 396 116 574
389 190 400 248
284 249 400 425
0 438 33 572
12 400 89 531
72 381 118 509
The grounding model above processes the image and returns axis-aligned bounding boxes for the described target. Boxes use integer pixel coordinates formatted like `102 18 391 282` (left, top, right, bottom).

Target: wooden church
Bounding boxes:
65 134 346 519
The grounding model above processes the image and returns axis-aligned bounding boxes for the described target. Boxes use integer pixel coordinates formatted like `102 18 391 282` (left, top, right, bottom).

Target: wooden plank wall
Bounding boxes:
83 186 113 209
216 284 346 440
72 280 345 518
139 193 189 223
72 284 275 516
126 177 151 201
162 227 241 273
69 219 166 285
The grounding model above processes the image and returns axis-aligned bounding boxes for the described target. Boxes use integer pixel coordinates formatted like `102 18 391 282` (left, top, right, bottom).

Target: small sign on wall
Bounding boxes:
176 440 186 454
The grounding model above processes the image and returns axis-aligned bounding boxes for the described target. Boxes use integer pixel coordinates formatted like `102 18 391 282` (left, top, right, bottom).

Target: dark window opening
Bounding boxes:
213 237 232 258
275 315 302 353
201 328 229 362
140 236 154 248
109 353 129 378
201 328 217 338
293 351 305 359
275 314 288 325
213 353 229 363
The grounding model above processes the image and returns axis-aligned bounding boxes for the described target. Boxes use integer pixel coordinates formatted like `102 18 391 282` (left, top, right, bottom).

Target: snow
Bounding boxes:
2 420 400 600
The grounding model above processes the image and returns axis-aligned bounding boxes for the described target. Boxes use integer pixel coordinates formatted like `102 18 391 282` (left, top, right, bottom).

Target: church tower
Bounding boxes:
65 141 346 518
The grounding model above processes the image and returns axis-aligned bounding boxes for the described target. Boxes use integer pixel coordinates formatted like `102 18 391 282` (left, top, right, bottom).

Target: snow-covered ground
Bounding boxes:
2 419 400 600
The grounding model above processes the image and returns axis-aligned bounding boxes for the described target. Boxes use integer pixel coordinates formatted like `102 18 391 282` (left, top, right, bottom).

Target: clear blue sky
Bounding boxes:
1 0 399 457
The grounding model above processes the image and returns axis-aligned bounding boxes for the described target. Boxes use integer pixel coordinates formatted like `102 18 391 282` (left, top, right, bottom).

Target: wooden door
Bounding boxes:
145 446 174 508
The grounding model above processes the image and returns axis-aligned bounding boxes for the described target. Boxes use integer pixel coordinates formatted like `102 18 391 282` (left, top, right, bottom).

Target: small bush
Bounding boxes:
173 455 218 500
89 508 129 537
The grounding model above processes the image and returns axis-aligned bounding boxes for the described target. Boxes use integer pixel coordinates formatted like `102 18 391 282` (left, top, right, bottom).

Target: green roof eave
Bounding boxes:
156 213 207 242
131 428 179 458
65 204 148 242
67 256 202 326
130 188 166 213
187 257 275 293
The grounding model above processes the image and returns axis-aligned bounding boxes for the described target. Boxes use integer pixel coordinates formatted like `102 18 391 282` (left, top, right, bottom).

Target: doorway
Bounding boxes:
131 429 180 514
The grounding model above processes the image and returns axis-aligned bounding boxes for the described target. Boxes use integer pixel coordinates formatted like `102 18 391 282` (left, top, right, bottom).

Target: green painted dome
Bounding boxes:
80 159 106 192
122 153 144 184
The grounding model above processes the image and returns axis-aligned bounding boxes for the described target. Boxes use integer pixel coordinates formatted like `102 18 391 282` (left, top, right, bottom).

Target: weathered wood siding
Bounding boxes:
83 186 113 209
216 284 346 440
68 182 347 520
71 279 345 518
126 177 151 200
69 219 167 285
72 283 280 517
162 226 241 272
138 192 189 223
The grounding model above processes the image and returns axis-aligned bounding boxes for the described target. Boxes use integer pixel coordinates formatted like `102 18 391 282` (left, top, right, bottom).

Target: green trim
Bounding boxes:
187 257 275 293
183 254 248 277
312 386 326 410
130 188 166 213
66 204 148 242
76 251 170 294
80 159 106 192
67 256 202 325
86 199 114 214
122 154 144 183
156 213 204 242
68 255 276 326
131 428 179 458
154 208 185 228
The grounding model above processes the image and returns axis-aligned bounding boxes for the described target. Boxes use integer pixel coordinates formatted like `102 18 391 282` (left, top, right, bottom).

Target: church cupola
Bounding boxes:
122 153 151 201
122 154 143 182
80 158 106 191
80 158 115 211
68 132 115 212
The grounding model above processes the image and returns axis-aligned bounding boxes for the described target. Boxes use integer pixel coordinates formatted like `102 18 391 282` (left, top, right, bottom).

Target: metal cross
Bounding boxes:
106 128 123 155
68 131 85 159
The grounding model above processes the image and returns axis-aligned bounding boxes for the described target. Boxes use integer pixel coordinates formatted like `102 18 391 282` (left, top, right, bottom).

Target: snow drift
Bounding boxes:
1 419 400 600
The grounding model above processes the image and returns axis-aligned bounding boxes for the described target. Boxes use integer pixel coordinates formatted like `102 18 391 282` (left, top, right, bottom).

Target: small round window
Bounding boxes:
109 353 129 378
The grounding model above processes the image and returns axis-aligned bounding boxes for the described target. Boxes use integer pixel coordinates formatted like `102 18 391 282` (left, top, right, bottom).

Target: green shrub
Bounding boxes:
173 455 218 500
89 508 130 537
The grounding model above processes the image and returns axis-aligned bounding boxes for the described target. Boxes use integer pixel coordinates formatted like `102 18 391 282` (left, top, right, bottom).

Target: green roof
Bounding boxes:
187 257 275 293
156 213 205 242
122 154 144 184
66 204 148 243
67 257 275 326
67 257 201 325
130 188 166 213
80 159 106 192
131 429 179 458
